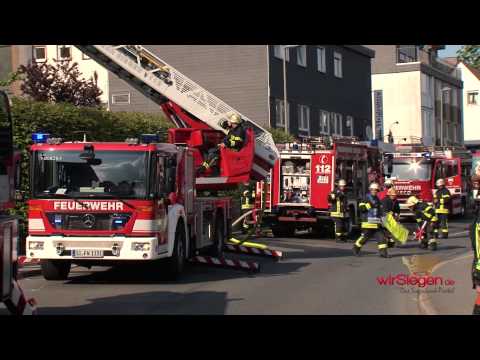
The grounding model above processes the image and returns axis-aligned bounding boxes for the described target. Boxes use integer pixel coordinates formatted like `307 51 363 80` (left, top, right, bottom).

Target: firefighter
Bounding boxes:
470 190 480 314
240 187 256 234
197 113 247 175
433 178 450 239
353 182 390 258
405 196 439 250
378 178 394 201
328 179 349 243
382 188 400 248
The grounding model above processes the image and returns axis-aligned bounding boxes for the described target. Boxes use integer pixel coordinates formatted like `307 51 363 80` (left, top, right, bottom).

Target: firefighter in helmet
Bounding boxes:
353 182 390 258
240 187 256 234
197 112 247 175
382 188 400 248
433 178 451 239
470 184 480 314
378 178 394 201
405 195 439 250
328 179 349 243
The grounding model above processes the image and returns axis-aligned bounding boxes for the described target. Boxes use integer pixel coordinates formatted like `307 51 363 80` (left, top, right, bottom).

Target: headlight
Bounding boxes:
132 242 151 251
29 241 44 250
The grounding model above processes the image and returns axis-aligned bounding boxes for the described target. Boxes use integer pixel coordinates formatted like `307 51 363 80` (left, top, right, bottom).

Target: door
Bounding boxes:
310 153 334 210
152 154 168 247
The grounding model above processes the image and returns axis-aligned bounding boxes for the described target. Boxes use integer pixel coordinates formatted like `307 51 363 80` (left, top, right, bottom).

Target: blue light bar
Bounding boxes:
140 134 160 144
32 133 50 144
114 219 124 224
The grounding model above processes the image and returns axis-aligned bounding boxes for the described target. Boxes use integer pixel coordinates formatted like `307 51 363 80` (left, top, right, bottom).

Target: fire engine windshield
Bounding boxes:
33 150 148 199
388 159 432 181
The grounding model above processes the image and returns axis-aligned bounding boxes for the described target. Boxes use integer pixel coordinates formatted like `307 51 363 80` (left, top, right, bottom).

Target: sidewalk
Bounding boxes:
425 253 476 315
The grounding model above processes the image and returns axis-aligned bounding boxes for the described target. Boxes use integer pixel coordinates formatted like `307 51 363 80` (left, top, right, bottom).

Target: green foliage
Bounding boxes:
268 127 295 144
457 45 480 69
0 70 23 88
10 97 172 222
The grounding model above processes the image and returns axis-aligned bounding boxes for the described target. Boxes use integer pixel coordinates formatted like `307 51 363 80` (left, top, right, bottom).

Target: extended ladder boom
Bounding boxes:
75 45 278 177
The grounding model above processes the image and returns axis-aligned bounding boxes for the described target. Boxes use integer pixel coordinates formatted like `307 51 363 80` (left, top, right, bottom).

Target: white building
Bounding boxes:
443 58 480 149
15 45 109 106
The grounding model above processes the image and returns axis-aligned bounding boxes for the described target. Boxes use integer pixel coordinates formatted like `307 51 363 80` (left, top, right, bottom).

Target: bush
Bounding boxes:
10 97 172 223
268 127 295 144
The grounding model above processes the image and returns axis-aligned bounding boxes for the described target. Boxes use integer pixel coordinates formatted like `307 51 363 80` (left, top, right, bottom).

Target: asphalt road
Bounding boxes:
1 218 474 315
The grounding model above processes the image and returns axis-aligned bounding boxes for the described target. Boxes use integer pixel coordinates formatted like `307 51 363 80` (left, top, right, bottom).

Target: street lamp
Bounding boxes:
282 45 300 134
440 87 451 147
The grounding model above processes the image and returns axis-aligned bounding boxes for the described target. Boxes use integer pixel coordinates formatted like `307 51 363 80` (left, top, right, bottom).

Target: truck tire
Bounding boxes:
165 221 186 280
208 218 225 257
271 224 295 238
41 259 71 281
347 207 356 237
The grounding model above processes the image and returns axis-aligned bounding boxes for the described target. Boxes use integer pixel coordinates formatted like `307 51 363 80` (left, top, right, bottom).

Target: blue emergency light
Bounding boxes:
32 133 50 144
140 134 160 144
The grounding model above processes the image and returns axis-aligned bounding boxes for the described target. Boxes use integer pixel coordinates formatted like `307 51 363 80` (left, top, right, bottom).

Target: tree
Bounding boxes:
17 60 103 106
0 71 23 88
457 45 480 69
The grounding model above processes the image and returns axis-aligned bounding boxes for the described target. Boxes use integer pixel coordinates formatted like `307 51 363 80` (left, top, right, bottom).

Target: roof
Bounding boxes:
344 45 375 58
463 62 480 81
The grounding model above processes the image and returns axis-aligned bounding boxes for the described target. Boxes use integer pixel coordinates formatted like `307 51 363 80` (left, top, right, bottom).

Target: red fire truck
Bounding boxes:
0 90 35 314
385 144 472 217
25 45 278 281
257 136 386 237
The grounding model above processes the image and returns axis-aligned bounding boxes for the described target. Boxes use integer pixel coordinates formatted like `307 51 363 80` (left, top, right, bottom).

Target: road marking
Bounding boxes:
449 230 469 237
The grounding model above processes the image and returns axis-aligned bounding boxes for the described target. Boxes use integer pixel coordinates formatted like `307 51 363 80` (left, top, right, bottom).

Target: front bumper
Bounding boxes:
26 235 165 261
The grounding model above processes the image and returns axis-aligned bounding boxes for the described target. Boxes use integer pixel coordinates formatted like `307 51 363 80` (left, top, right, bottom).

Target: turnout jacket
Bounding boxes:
328 189 348 218
433 187 451 214
382 197 400 217
223 124 247 151
413 202 438 223
359 194 383 229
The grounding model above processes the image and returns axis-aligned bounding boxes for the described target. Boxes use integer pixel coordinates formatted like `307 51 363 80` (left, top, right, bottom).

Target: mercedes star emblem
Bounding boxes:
82 214 96 229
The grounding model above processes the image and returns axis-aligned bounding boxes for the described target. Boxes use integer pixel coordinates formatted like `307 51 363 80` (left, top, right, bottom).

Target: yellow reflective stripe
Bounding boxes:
428 239 437 244
378 244 388 250
432 217 438 222
425 206 432 212
355 237 364 247
441 194 450 198
476 224 480 265
361 222 379 229
365 203 372 209
441 229 448 233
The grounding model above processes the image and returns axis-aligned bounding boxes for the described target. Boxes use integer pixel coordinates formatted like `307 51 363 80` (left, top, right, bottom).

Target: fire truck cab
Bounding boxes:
384 144 472 217
26 134 237 280
259 136 383 237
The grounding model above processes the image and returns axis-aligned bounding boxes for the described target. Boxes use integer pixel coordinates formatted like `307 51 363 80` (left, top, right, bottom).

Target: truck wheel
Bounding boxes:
41 260 71 281
208 218 225 257
347 208 356 236
271 224 294 238
165 221 186 280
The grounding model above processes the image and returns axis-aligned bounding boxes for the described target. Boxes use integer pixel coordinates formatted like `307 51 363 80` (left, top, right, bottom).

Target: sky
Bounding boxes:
438 45 463 58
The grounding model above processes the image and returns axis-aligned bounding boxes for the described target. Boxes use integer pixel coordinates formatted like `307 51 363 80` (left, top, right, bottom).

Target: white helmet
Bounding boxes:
384 178 393 186
338 179 347 187
228 113 242 124
436 178 445 187
369 182 380 191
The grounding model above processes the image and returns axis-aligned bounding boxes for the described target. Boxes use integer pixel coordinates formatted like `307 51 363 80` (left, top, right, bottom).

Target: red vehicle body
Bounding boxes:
257 137 386 237
385 144 472 217
0 91 21 307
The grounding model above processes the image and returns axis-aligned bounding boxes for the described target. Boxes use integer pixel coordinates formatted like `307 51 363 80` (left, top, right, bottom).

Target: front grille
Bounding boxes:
46 213 131 231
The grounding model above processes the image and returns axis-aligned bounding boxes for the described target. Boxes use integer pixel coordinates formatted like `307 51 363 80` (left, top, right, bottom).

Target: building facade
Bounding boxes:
367 45 463 146
108 45 375 139
9 45 110 105
443 58 480 150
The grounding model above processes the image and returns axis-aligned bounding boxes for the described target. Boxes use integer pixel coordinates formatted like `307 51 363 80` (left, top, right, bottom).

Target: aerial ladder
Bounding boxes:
75 45 279 188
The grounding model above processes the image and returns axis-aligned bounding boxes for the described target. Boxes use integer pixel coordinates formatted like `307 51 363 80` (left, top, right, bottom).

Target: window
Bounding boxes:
319 110 329 134
421 73 434 108
451 88 458 107
345 116 354 136
453 125 458 142
57 45 72 61
275 99 289 127
273 45 290 61
32 45 46 63
112 93 131 105
332 113 342 135
468 91 478 105
298 104 310 133
316 47 326 73
296 46 307 67
329 112 336 134
334 51 343 78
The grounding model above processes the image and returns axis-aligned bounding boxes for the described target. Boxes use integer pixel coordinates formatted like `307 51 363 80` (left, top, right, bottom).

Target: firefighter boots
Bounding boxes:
379 248 391 258
352 244 361 256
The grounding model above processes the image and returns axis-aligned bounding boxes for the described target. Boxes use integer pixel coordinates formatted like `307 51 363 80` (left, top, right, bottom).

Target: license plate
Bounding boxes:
72 249 104 258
